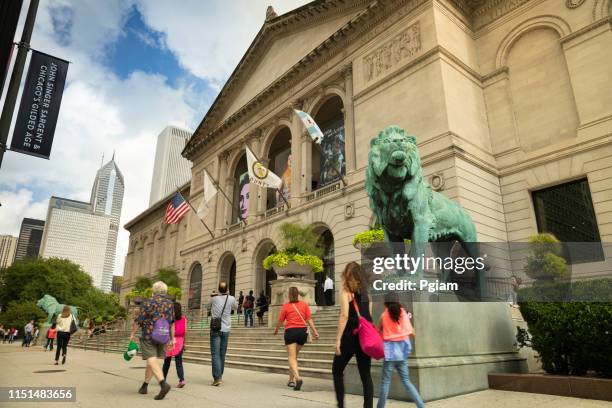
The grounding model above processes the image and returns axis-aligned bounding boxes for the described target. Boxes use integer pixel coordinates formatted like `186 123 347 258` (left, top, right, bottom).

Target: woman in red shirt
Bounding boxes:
274 287 319 391
45 323 57 351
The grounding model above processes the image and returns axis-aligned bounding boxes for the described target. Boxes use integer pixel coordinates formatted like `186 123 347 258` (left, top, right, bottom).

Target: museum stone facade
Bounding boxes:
120 0 612 311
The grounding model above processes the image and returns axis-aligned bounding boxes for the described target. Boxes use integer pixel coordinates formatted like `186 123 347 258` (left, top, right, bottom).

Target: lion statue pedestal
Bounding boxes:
346 126 526 401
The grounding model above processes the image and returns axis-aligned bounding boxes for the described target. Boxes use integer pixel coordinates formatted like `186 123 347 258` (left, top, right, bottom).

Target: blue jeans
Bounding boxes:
377 360 424 408
244 309 253 327
163 350 184 382
210 331 229 380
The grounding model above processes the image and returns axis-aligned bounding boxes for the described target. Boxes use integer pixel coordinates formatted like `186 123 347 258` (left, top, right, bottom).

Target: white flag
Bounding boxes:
197 170 218 219
294 109 324 144
246 146 282 189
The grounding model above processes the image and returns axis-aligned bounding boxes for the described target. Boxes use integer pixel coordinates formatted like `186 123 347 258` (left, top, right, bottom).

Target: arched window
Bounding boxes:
232 154 248 223
313 96 345 190
188 263 203 310
254 240 277 299
315 228 335 305
267 127 292 209
219 253 237 297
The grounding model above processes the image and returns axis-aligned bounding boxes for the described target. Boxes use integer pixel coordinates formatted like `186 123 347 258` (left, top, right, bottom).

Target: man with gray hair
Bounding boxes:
130 281 175 400
207 281 237 386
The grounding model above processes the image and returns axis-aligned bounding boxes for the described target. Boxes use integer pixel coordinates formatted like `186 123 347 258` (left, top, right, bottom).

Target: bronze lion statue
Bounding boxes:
366 126 481 278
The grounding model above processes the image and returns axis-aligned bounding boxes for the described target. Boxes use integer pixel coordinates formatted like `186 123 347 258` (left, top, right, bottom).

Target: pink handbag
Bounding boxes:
352 298 384 360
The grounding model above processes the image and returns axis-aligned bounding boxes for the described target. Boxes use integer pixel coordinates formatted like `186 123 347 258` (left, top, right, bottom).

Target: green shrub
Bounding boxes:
523 233 569 283
352 229 384 249
517 279 612 377
263 222 324 273
134 276 153 292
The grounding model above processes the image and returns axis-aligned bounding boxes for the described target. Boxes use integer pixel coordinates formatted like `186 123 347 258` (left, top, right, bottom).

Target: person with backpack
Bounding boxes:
377 292 424 408
206 282 237 386
45 323 57 351
256 291 269 326
54 307 76 365
163 302 187 388
274 287 319 391
242 290 255 327
333 261 374 408
130 281 175 400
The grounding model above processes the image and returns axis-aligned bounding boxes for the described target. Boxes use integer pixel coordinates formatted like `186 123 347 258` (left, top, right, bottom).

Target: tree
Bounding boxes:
134 276 152 292
0 258 125 325
0 258 92 307
155 268 181 288
0 301 46 329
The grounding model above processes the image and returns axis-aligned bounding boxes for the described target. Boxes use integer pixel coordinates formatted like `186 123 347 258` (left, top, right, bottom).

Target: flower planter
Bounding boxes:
272 261 313 278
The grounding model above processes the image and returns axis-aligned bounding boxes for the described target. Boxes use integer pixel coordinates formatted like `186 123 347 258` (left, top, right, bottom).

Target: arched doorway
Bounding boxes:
231 154 249 224
266 127 292 209
254 240 277 300
219 253 237 296
314 227 335 306
312 96 345 190
188 263 203 310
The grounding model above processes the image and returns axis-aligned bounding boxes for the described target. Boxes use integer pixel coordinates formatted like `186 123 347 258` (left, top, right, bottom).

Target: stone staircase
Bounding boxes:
72 305 340 379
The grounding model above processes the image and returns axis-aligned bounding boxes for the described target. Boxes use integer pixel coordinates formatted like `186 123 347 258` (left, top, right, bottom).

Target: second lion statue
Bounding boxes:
365 125 480 273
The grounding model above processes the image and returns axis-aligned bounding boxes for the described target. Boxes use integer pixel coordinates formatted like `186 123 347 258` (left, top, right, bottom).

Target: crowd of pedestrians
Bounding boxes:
1 261 422 406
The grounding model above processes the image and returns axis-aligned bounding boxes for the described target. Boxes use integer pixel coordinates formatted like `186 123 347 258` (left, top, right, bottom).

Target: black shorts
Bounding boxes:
284 328 308 346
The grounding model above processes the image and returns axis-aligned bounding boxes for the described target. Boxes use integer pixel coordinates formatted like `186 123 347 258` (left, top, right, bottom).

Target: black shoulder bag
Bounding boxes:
210 295 229 332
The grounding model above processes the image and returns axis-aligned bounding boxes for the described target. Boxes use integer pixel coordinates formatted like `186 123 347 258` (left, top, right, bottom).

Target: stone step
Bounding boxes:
77 339 336 351
183 351 332 369
70 345 333 379
182 345 335 358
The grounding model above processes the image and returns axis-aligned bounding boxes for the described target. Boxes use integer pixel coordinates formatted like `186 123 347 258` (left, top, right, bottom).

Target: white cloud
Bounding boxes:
134 0 310 81
0 0 312 277
0 189 48 236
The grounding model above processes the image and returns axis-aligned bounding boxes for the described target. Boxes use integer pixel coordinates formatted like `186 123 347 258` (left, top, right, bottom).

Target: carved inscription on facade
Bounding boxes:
363 22 421 83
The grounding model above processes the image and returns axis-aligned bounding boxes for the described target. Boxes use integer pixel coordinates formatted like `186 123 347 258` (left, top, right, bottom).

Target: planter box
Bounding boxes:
488 372 612 401
272 261 313 277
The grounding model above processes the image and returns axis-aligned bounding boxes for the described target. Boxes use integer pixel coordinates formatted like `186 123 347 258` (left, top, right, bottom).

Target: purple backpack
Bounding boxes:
151 317 170 345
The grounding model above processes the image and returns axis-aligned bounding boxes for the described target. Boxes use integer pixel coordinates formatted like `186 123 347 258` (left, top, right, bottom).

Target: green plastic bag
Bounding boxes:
123 340 139 361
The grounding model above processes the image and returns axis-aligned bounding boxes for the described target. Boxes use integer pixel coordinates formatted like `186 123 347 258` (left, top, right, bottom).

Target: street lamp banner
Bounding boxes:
10 50 68 159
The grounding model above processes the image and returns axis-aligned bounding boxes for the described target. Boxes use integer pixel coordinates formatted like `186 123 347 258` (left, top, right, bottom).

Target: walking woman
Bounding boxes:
54 306 74 365
163 302 187 388
333 261 373 408
377 292 424 408
274 287 319 391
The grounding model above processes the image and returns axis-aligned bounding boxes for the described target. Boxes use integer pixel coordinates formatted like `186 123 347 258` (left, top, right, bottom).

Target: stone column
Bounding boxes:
301 131 313 194
224 177 235 228
289 104 302 208
342 64 356 173
247 131 262 224
215 152 229 232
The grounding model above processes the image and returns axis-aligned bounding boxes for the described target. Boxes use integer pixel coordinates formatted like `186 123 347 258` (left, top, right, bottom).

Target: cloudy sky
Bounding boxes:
0 0 309 275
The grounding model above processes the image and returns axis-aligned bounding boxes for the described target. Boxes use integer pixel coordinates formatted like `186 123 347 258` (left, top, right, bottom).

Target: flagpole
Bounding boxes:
244 141 291 210
176 187 215 239
203 169 245 227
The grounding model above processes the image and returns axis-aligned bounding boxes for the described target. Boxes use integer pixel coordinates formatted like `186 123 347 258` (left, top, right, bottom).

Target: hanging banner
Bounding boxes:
320 118 345 186
10 50 69 159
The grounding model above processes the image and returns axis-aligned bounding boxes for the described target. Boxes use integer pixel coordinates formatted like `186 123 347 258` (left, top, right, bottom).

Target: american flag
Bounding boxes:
164 192 190 224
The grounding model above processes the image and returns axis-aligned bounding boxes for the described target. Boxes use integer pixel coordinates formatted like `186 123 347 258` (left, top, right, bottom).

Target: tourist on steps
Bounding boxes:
376 292 424 408
274 287 319 391
130 281 175 400
333 261 374 408
207 282 237 386
243 290 255 327
163 302 187 388
54 307 74 365
256 291 269 326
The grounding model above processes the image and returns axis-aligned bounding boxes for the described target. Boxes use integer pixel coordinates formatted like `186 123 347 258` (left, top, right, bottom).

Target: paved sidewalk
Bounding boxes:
0 344 608 408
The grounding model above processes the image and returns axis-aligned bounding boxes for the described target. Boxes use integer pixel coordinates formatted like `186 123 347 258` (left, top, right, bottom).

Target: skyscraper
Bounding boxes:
149 126 192 205
0 235 17 269
40 158 124 292
14 218 45 262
